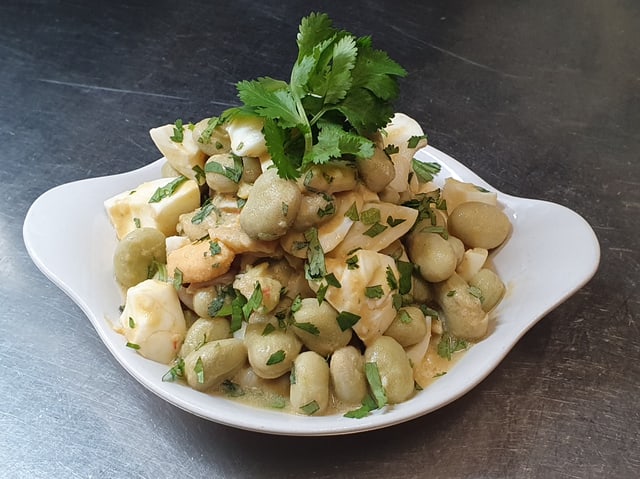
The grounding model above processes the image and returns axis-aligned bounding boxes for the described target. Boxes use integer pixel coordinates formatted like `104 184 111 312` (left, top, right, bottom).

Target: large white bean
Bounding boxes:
179 317 232 358
448 202 511 249
384 306 428 347
356 142 395 193
239 168 302 240
329 346 367 404
434 272 488 340
290 351 330 415
184 338 247 392
244 322 302 379
469 268 506 312
406 230 457 283
364 336 414 404
292 298 352 356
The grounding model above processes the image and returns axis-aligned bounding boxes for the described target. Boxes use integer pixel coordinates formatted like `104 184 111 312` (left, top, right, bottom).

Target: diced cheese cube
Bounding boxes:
226 115 267 157
441 177 497 214
149 124 207 183
104 177 200 239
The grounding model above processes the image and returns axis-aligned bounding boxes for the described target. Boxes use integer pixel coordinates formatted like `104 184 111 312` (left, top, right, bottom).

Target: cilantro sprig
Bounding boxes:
221 13 406 179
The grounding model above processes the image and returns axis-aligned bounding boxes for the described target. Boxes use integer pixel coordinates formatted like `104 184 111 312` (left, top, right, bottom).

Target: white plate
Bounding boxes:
23 146 600 436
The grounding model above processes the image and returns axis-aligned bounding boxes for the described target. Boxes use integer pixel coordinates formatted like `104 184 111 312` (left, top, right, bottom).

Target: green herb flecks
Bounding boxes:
437 333 468 360
149 176 188 203
266 350 286 366
411 159 440 183
170 119 184 143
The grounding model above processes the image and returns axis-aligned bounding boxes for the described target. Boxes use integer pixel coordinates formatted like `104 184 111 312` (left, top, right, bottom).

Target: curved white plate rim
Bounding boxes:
22 145 600 436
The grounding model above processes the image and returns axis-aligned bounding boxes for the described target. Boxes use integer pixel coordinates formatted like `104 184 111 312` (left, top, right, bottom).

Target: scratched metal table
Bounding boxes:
2 1 638 477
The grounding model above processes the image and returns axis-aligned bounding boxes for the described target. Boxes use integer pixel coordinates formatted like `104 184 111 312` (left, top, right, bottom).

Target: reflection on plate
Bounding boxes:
23 146 600 436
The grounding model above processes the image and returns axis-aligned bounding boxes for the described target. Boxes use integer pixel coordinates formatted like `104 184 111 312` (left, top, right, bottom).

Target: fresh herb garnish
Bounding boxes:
293 322 320 336
437 333 468 360
365 362 388 408
363 222 387 237
221 379 245 397
149 176 188 203
191 198 217 224
170 119 184 143
336 311 360 331
300 400 320 415
266 349 286 365
194 357 205 383
411 159 441 183
162 357 185 382
364 285 384 299
204 154 244 183
218 13 406 180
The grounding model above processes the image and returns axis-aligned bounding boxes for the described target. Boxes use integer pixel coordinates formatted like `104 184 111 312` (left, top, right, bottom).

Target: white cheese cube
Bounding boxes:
104 177 200 239
149 124 207 183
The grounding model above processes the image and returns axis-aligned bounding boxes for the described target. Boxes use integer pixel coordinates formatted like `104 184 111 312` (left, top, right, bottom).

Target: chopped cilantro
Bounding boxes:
411 159 441 183
300 400 320 415
293 322 320 336
365 362 388 408
363 222 387 237
194 356 205 384
209 240 222 256
191 198 217 225
346 254 359 270
304 227 326 280
386 215 405 227
266 349 286 365
407 134 428 148
221 379 245 397
364 285 384 299
262 323 276 336
170 119 184 143
360 207 381 225
437 333 468 360
344 201 359 221
162 357 185 382
383 144 399 155
204 154 244 183
336 311 360 331
172 268 183 291
149 176 188 203
242 282 263 318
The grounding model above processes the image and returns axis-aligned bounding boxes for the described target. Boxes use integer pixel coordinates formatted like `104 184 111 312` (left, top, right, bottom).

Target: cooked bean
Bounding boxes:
184 338 247 392
384 306 427 347
291 192 336 231
192 117 231 156
364 336 415 404
244 322 302 379
448 201 511 249
356 144 395 193
434 272 488 340
205 153 243 194
292 298 352 356
301 162 357 194
179 317 232 358
330 346 367 404
469 268 506 312
290 351 330 415
406 230 457 283
113 227 166 288
239 168 302 240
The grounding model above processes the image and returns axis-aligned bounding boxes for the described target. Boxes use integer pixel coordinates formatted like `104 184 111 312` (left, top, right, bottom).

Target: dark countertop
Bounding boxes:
2 1 638 477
